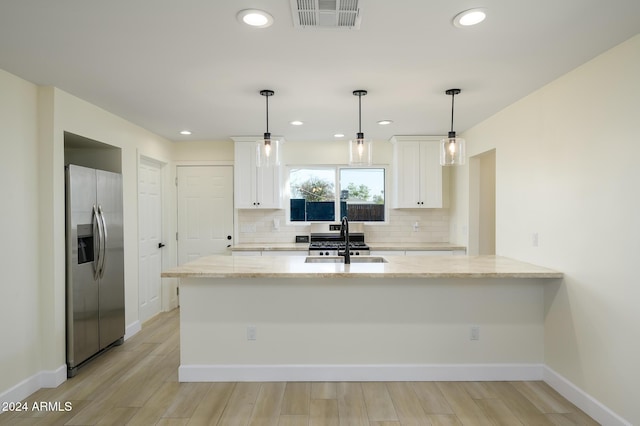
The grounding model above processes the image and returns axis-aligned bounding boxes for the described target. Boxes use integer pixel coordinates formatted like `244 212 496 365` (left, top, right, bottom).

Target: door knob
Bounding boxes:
158 243 166 248
227 235 232 240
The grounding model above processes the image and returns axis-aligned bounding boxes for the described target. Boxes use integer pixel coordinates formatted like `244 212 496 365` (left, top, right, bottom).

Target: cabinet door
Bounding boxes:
234 142 258 208
370 250 405 256
261 251 305 256
256 164 282 209
391 137 444 209
393 142 422 208
420 141 443 208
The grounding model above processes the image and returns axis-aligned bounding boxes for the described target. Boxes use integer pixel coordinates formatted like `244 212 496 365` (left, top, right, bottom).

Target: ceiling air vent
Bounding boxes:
291 0 362 29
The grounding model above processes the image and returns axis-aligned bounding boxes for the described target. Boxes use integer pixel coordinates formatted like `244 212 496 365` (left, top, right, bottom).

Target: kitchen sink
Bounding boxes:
305 256 388 263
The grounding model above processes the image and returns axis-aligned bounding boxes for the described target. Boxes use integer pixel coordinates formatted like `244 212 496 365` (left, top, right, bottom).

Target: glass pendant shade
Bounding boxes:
256 89 279 167
349 133 372 165
440 88 466 166
349 90 372 166
440 132 466 166
256 133 280 167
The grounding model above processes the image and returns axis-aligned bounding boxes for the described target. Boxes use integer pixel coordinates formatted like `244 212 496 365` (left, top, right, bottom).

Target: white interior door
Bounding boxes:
138 157 163 323
177 165 234 265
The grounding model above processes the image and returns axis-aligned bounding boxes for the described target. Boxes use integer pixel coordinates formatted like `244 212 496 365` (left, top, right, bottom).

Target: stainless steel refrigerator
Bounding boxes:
65 164 125 377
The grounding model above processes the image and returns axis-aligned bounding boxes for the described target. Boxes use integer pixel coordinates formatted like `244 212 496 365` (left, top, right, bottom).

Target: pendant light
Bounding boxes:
349 89 372 166
257 89 279 167
440 88 466 166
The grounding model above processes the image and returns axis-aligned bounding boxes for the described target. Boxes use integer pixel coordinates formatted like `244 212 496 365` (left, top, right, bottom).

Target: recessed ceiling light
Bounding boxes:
180 130 192 135
377 120 393 125
453 8 487 28
237 9 274 28
334 133 345 138
290 120 304 126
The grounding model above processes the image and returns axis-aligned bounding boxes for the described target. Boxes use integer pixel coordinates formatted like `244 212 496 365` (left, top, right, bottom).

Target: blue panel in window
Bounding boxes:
290 199 306 221
306 201 335 221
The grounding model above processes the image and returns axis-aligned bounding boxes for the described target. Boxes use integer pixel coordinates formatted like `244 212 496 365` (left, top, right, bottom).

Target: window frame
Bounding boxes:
285 164 389 225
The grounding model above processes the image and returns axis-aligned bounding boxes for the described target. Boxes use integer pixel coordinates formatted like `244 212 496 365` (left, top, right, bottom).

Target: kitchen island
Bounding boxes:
162 255 562 382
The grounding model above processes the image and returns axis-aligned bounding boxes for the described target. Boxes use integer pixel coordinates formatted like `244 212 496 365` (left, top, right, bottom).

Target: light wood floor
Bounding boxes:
1 309 598 425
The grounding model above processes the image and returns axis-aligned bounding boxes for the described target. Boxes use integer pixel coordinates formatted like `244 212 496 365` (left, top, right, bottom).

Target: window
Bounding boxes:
290 168 336 222
340 168 385 221
289 167 385 222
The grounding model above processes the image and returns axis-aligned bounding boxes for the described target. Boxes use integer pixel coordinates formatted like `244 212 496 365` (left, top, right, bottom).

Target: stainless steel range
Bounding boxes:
308 223 370 256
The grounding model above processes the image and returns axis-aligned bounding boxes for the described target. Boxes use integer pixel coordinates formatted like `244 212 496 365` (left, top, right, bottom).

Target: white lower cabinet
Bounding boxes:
232 250 307 256
371 250 465 256
370 250 405 256
261 251 306 256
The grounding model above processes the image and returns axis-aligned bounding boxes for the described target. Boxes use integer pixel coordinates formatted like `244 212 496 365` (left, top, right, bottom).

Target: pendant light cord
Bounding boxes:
445 88 460 137
265 94 269 134
358 92 362 133
450 91 455 133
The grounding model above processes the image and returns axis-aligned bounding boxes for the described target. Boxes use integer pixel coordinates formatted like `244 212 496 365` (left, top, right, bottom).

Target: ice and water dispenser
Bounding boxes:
76 223 94 264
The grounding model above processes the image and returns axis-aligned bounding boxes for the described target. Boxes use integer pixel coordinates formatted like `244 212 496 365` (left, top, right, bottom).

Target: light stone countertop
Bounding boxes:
161 255 562 279
230 242 466 252
230 243 309 251
367 242 466 251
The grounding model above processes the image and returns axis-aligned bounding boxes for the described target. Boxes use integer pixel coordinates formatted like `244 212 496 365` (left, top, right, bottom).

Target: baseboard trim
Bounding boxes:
125 320 141 341
0 364 66 406
543 366 631 426
179 363 545 383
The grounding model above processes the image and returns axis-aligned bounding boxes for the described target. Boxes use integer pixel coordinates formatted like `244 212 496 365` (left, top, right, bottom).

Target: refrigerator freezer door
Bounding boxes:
96 169 125 350
66 165 100 369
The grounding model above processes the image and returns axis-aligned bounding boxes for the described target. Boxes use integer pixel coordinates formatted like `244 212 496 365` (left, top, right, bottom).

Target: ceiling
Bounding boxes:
1 1 639 143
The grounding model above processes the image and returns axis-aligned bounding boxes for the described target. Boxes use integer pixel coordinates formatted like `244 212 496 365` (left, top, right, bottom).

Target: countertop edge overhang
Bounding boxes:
161 255 563 280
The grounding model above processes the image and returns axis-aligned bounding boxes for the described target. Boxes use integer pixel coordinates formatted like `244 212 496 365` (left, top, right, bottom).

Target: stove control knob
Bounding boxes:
355 252 360 256
319 252 324 256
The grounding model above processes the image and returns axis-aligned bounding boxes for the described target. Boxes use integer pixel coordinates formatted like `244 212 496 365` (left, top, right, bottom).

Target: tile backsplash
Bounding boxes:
237 209 450 244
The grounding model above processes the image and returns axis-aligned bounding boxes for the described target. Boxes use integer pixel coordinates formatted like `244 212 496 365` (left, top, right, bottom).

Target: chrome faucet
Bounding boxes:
339 216 351 264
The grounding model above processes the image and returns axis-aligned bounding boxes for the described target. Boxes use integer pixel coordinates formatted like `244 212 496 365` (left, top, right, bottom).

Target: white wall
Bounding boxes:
0 70 177 402
53 88 176 337
450 35 640 424
0 69 42 396
173 140 234 163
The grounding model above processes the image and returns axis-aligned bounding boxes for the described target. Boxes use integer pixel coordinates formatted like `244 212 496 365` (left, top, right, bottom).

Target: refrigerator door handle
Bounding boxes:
98 205 108 279
93 205 102 281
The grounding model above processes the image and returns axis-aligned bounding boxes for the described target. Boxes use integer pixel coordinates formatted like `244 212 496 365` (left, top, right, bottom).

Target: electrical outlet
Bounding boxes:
470 325 480 341
247 325 257 341
532 232 539 247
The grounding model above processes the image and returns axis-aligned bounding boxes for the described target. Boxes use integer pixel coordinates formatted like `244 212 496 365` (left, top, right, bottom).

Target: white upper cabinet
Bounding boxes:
390 136 447 208
233 138 283 209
